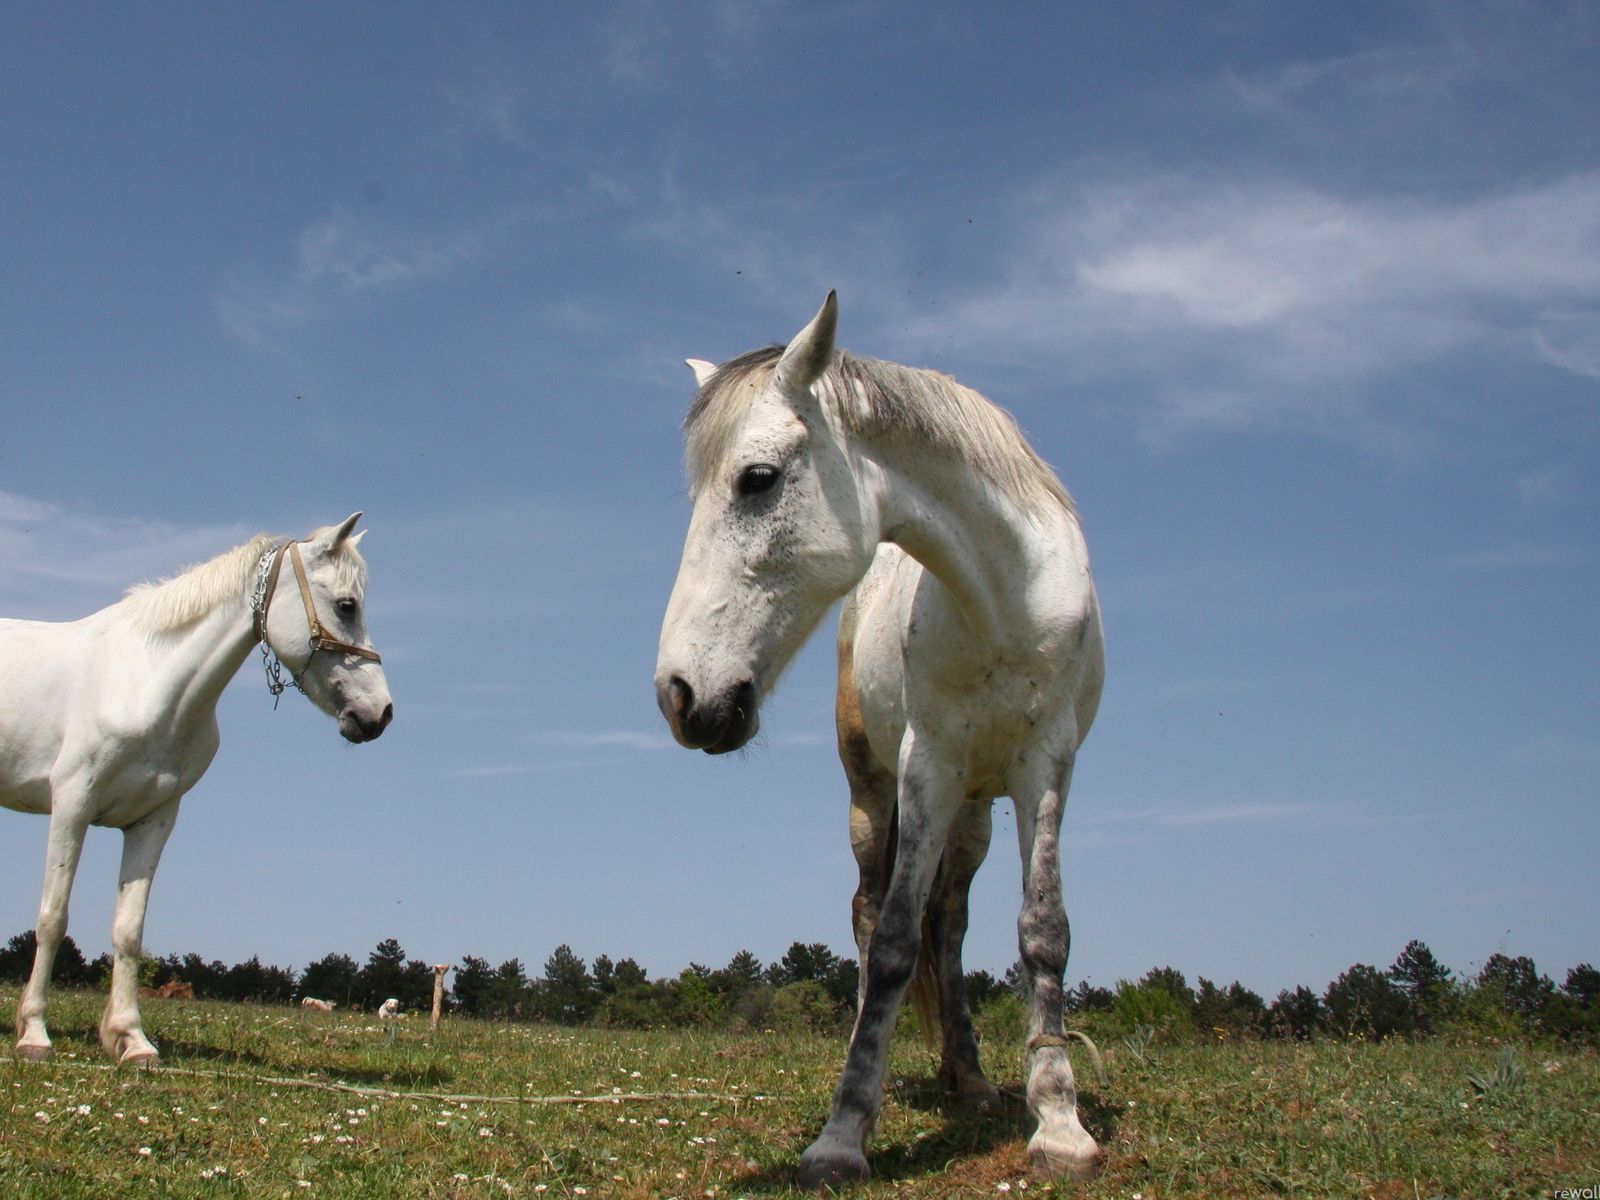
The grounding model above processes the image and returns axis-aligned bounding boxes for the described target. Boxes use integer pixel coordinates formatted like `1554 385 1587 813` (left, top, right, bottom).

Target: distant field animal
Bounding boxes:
377 998 401 1019
300 997 336 1012
656 295 1105 1188
135 979 194 1000
2 516 392 1066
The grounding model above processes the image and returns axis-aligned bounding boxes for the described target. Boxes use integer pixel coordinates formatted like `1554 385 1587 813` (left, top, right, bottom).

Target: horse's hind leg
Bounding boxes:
16 804 91 1061
926 800 1001 1110
99 804 178 1066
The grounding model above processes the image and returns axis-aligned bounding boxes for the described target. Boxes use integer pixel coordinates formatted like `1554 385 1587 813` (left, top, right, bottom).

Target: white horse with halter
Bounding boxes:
1 514 391 1065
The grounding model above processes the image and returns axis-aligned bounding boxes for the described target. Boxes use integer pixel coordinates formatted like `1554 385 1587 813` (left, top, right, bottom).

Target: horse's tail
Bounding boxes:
909 908 943 1053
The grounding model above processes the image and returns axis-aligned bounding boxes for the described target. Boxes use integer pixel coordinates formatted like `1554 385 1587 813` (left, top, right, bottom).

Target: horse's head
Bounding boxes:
655 292 879 754
258 513 394 743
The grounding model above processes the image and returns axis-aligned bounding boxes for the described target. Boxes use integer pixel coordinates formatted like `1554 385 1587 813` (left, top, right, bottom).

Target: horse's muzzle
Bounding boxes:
340 702 394 744
656 675 758 754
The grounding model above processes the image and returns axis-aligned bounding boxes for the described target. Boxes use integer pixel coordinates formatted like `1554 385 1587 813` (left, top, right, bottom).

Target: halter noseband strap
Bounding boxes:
254 540 382 665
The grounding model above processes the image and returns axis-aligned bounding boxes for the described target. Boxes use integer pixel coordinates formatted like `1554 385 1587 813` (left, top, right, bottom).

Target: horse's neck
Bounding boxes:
869 443 1084 652
131 596 259 727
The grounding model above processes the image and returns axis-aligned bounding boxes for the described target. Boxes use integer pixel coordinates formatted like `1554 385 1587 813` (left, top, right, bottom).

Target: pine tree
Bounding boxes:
300 952 360 1007
538 944 597 1024
1324 964 1411 1039
1388 940 1453 1032
1563 964 1600 1009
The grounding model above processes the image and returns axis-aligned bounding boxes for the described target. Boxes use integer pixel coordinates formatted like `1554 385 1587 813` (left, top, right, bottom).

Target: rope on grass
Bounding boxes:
1 1056 756 1109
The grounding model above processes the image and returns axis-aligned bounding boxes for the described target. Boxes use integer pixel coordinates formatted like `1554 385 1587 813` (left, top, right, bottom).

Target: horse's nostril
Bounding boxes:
668 675 693 719
380 703 394 728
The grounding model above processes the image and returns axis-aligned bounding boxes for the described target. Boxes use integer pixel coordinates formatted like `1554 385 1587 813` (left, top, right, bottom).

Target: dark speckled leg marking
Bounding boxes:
798 762 963 1191
1013 756 1100 1181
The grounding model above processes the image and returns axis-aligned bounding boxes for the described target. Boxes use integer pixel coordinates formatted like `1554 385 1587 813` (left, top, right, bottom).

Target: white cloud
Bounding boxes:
1532 311 1600 380
216 208 528 349
911 171 1600 439
0 491 252 619
1226 42 1474 113
602 0 790 88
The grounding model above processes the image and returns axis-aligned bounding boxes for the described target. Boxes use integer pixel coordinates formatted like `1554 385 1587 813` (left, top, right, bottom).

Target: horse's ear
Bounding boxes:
323 512 363 550
686 358 718 388
774 290 838 396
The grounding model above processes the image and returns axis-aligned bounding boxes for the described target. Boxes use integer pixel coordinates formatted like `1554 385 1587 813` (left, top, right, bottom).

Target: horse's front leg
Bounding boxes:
16 803 91 1061
100 803 179 1066
1013 750 1100 1181
798 740 962 1192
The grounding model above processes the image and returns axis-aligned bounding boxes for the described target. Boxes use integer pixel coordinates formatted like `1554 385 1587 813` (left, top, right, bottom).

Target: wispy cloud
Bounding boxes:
216 207 530 349
0 491 252 619
1226 42 1475 113
908 170 1600 441
602 0 790 89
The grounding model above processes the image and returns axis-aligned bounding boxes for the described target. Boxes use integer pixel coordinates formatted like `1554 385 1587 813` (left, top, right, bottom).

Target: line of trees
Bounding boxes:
2 930 1594 1044
1082 941 1600 1045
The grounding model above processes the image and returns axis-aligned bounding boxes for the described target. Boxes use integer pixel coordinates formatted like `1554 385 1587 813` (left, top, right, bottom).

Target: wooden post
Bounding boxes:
431 964 452 1031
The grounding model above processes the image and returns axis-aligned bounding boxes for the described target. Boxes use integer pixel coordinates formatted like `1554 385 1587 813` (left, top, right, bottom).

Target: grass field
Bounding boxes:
3 987 1597 1198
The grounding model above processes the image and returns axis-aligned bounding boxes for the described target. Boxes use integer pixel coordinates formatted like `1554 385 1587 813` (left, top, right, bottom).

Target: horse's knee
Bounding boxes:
1018 907 1070 976
865 931 918 993
34 908 68 946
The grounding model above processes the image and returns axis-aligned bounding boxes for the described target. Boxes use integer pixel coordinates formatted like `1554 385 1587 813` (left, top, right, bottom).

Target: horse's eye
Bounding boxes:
737 464 780 497
335 598 359 618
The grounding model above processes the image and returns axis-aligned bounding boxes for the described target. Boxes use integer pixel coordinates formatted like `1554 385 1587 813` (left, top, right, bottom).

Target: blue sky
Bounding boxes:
2 2 1595 1000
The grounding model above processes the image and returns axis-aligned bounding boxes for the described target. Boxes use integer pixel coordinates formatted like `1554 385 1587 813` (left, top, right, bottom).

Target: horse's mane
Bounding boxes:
684 347 1076 517
120 528 368 635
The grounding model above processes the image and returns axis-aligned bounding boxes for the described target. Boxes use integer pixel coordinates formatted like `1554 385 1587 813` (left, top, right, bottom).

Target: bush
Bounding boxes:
1113 981 1194 1039
974 991 1027 1048
769 981 839 1034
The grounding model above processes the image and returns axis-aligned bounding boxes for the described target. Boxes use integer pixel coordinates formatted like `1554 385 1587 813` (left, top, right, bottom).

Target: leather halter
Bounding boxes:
253 541 382 664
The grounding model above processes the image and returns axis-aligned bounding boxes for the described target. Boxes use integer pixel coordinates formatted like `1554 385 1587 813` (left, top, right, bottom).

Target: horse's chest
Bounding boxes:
932 677 1051 780
82 727 218 827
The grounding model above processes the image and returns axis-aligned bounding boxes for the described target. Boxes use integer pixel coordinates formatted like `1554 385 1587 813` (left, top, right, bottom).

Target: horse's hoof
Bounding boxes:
15 1042 54 1063
120 1049 161 1069
1027 1130 1101 1182
796 1144 870 1192
956 1079 1003 1112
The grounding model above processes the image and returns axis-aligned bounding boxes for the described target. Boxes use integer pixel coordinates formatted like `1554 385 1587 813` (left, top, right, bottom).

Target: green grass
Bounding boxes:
3 988 1597 1198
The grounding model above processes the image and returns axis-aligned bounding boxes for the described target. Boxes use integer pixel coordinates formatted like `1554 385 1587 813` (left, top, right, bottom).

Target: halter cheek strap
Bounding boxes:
253 540 381 684
284 541 382 662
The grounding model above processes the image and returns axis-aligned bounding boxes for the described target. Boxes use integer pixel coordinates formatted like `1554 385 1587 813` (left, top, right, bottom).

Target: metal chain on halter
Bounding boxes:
250 544 303 706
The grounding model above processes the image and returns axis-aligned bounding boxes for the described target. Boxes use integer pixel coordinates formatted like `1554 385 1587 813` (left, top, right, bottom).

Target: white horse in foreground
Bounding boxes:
656 295 1105 1188
2 514 392 1065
